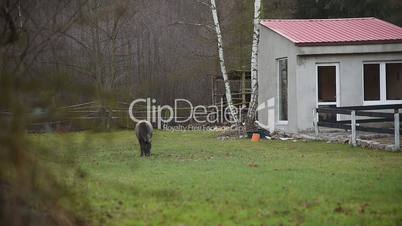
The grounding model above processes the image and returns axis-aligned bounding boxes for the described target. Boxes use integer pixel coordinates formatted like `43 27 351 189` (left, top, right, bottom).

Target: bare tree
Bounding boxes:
209 0 238 124
246 0 262 128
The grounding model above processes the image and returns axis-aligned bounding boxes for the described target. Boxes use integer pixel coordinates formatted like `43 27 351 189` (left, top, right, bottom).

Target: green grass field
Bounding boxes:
33 131 402 226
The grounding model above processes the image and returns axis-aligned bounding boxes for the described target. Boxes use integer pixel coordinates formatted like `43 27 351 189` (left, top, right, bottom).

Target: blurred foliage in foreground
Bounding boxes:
0 1 106 225
0 69 94 225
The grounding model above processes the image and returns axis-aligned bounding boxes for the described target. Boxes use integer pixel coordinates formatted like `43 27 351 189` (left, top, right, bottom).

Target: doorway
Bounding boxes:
316 63 340 122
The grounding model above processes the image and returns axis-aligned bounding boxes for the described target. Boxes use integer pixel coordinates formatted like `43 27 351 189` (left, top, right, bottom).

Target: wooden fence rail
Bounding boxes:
314 104 402 151
1 100 248 132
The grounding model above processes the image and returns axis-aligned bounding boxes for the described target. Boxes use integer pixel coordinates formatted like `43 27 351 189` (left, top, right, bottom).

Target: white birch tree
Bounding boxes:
210 0 238 124
246 0 261 127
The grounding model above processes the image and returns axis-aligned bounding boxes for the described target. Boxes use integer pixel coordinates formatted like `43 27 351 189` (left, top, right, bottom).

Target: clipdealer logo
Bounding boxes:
128 98 270 130
128 98 249 129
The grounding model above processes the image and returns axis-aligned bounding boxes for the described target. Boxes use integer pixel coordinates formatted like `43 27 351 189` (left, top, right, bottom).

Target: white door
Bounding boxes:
316 63 340 121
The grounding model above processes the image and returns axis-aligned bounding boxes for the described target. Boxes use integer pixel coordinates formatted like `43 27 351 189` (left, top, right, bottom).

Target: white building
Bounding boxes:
257 17 402 132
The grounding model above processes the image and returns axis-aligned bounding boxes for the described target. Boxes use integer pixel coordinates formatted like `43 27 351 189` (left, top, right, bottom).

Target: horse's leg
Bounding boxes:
148 143 152 156
139 141 144 157
144 142 151 157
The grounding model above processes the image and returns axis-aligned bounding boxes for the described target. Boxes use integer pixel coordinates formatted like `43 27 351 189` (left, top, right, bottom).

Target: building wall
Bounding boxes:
296 52 402 131
257 26 299 132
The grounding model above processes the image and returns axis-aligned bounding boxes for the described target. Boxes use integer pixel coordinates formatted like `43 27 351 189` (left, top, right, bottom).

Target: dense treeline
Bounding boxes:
294 0 402 25
1 0 402 108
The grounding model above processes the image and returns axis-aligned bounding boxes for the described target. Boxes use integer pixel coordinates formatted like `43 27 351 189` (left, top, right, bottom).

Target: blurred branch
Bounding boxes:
195 0 210 7
0 0 18 45
169 21 214 30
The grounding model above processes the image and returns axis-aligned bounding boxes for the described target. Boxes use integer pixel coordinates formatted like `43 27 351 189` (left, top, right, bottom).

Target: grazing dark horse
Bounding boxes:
135 120 153 157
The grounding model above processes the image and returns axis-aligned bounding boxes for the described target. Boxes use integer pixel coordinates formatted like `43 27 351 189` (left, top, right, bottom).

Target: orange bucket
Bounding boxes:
251 133 261 142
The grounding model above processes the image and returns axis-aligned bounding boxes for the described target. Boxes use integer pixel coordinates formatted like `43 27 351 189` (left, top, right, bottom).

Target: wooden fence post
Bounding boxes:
351 110 357 147
313 108 319 137
395 109 400 151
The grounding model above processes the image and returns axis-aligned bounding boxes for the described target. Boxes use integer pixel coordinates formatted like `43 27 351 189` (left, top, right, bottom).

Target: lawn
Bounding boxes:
33 131 402 226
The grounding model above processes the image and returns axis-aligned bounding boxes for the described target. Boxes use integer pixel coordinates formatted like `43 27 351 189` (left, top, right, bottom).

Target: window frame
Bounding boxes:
316 63 340 107
362 61 402 106
277 57 288 125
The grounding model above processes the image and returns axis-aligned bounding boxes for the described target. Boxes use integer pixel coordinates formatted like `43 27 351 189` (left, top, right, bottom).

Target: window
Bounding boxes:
386 63 402 100
363 64 380 101
278 58 288 122
318 66 337 102
363 62 402 104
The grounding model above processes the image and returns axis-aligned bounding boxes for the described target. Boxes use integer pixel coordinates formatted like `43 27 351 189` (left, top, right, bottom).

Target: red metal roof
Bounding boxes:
260 18 402 46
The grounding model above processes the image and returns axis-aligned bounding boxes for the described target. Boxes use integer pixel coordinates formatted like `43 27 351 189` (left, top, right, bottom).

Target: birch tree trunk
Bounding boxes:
17 0 23 29
210 0 238 124
246 0 261 128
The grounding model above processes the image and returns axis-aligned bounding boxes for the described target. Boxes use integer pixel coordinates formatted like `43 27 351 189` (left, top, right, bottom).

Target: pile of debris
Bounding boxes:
291 130 399 151
216 123 399 151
